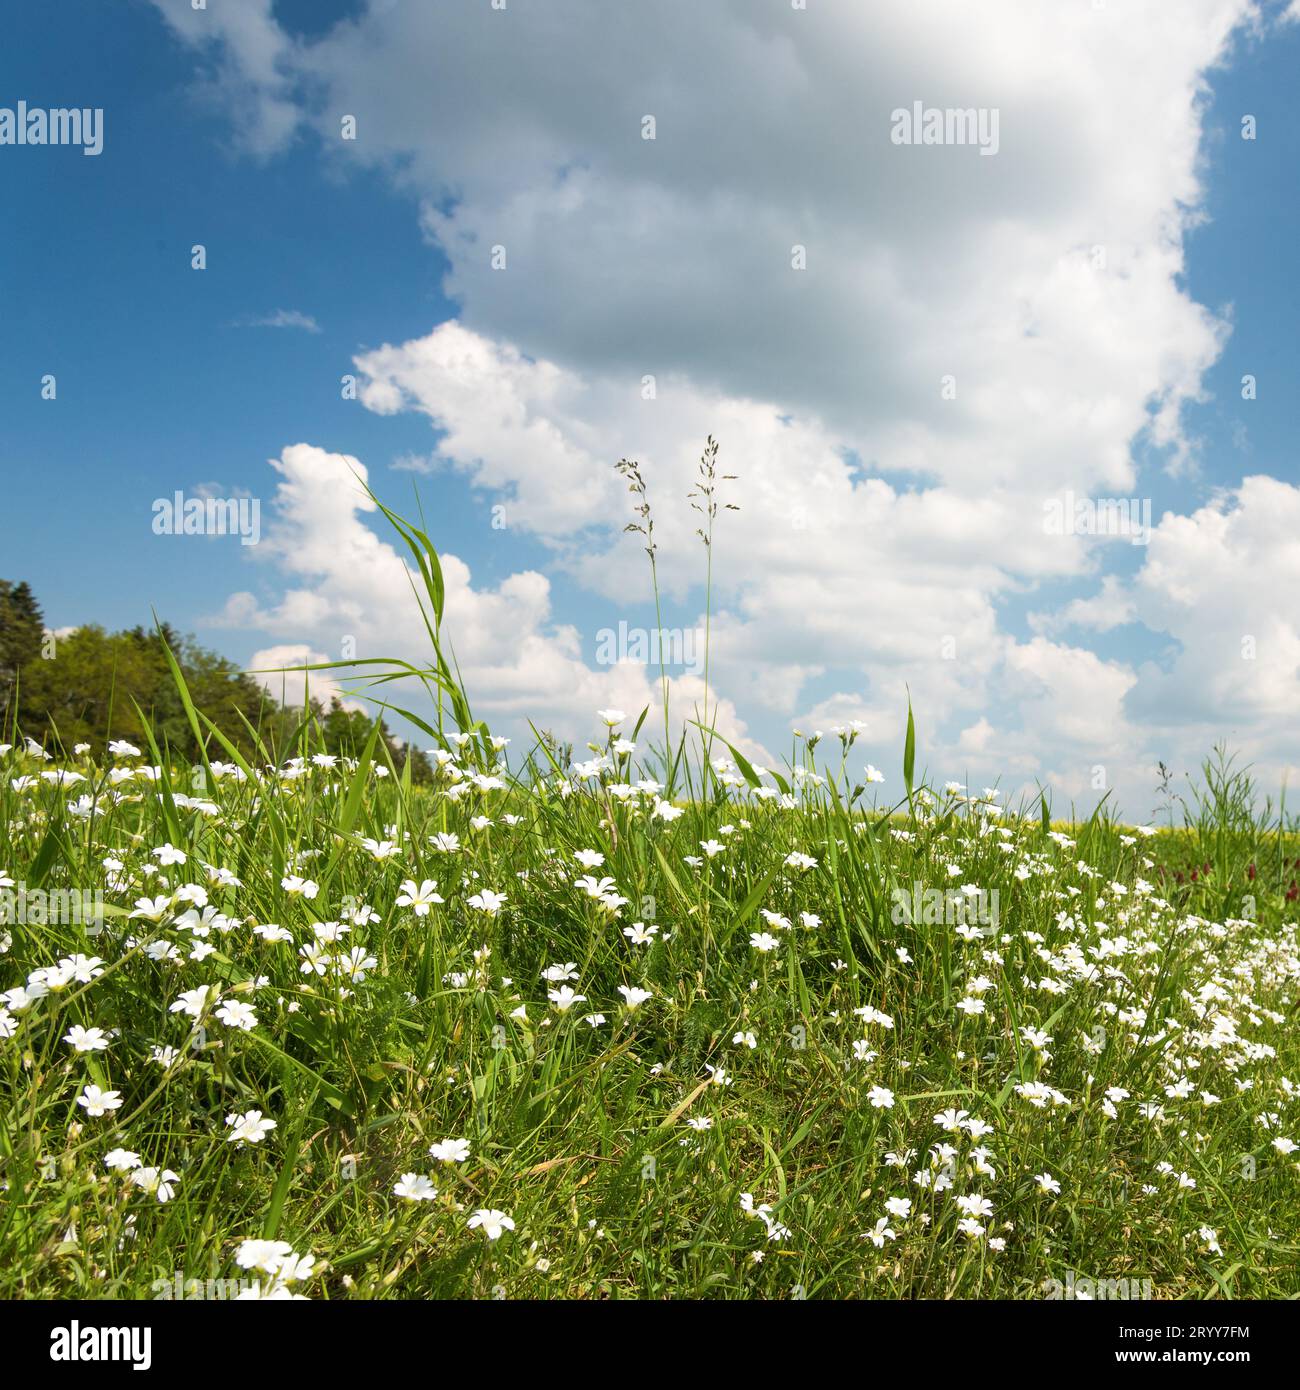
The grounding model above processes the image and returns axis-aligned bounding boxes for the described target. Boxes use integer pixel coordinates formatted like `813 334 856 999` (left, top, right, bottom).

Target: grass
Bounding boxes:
1 722 1298 1300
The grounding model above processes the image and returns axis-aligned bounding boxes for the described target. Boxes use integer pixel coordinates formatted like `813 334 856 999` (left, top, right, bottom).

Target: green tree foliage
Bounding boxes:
0 580 45 716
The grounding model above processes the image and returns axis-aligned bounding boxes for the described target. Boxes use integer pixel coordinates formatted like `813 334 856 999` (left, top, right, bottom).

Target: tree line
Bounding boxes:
0 579 432 779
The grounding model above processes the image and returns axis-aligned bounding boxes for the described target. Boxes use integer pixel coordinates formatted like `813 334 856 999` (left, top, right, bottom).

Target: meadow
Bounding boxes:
2 708 1299 1299
1 487 1298 1301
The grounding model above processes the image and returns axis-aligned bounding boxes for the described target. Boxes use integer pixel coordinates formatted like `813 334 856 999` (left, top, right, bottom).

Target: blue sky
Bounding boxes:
3 0 1299 818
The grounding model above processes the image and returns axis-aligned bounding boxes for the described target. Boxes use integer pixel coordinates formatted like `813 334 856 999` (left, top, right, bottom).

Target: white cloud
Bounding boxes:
234 309 321 333
154 0 1300 815
248 644 353 710
1129 476 1300 745
150 0 301 156
274 0 1250 497
1029 576 1137 636
212 444 771 764
152 0 1251 490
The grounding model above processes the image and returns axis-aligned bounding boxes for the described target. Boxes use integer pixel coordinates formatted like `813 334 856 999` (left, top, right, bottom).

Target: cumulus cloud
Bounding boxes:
153 0 1299 816
210 443 770 763
1029 576 1138 637
152 0 1250 485
248 644 355 710
233 0 1252 495
343 321 1174 807
1128 477 1300 755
